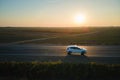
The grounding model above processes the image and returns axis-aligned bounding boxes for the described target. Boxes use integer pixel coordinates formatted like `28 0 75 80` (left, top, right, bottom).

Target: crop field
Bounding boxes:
0 62 120 80
0 27 120 45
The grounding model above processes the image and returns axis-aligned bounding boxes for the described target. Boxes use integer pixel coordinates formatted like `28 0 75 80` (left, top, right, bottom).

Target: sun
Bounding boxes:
74 14 86 24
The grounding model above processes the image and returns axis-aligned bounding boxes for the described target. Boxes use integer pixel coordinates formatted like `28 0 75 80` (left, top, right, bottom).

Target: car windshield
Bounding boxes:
70 47 80 49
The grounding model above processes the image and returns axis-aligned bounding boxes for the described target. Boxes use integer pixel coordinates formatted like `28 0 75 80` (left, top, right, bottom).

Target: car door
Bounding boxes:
72 47 81 53
69 47 75 53
75 48 81 53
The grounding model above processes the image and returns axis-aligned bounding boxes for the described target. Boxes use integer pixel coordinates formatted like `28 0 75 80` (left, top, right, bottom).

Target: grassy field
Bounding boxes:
0 27 101 43
0 27 120 45
29 27 120 45
0 62 120 80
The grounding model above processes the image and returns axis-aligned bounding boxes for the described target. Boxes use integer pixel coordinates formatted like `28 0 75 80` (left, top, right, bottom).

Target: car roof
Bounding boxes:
67 45 78 48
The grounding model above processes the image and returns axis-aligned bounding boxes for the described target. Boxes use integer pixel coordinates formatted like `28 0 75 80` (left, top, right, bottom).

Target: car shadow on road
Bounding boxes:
62 55 90 63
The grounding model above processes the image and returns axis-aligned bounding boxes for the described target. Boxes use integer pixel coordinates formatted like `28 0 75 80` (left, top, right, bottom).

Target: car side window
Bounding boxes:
70 47 80 49
70 47 75 49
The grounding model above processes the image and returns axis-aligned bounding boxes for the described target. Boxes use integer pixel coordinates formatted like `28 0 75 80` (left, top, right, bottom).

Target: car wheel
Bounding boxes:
67 51 72 55
81 51 85 55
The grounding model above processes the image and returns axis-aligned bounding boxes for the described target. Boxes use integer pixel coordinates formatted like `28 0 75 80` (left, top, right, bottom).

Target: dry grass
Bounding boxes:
0 27 120 45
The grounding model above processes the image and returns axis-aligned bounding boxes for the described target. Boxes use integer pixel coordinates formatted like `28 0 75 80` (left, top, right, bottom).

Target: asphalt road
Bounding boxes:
0 44 120 57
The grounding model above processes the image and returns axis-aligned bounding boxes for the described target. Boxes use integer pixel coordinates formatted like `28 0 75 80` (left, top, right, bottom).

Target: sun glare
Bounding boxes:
74 14 86 24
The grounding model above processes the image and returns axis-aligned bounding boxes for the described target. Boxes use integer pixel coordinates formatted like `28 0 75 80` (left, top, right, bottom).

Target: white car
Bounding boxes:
66 45 87 55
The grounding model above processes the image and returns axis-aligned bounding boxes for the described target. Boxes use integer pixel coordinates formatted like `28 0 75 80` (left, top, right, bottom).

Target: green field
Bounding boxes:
0 27 120 45
0 62 120 80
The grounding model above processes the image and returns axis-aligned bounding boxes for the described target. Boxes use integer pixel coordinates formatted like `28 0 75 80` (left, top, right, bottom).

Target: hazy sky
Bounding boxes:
0 0 120 27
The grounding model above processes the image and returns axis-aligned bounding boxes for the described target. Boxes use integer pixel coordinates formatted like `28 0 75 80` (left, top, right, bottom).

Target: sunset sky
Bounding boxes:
0 0 120 27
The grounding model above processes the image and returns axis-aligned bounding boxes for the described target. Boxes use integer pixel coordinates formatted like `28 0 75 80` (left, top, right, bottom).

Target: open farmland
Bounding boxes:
0 27 120 80
36 27 120 45
1 27 119 45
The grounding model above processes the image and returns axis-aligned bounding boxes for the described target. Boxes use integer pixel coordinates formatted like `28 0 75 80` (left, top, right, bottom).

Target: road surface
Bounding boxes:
0 44 120 64
0 44 120 57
